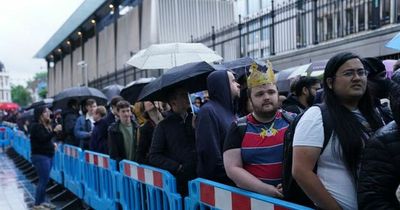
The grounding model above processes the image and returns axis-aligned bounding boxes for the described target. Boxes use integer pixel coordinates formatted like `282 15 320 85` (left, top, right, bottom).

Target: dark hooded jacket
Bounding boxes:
282 94 306 114
90 118 109 154
62 107 79 146
195 70 237 183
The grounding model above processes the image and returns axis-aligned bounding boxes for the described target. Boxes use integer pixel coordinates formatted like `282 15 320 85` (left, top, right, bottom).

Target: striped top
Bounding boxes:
241 112 290 186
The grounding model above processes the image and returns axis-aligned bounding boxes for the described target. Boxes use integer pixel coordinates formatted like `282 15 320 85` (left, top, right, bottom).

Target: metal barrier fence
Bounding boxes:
119 160 183 210
63 145 84 198
185 178 312 210
83 151 118 210
6 126 311 210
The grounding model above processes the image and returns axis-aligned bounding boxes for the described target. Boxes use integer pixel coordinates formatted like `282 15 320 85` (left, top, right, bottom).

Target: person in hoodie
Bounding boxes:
282 76 321 114
363 57 393 124
62 99 80 146
195 70 240 184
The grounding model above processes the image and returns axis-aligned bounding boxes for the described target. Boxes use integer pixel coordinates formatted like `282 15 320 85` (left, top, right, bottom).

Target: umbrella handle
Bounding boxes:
188 93 195 116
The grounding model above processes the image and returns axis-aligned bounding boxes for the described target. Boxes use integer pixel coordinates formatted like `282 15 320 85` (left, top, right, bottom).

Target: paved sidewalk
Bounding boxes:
0 148 35 210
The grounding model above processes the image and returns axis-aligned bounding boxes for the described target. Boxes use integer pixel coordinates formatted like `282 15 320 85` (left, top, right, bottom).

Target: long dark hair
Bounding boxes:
323 52 383 178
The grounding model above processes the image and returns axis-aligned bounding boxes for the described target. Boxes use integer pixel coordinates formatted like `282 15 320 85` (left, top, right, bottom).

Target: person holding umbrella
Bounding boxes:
148 86 197 195
30 106 62 210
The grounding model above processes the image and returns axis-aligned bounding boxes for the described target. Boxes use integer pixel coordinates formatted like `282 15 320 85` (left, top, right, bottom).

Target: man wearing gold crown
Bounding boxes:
222 62 295 197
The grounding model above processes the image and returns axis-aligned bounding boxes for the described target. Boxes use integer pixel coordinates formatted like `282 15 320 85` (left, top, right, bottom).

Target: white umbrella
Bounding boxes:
126 43 223 69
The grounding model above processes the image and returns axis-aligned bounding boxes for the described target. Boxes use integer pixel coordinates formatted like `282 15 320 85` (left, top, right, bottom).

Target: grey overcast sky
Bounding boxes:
0 0 84 86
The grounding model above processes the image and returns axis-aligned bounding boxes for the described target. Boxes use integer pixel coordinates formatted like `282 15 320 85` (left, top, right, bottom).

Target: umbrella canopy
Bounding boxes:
26 98 54 111
276 67 298 93
0 102 20 111
53 86 108 109
382 59 397 79
120 77 156 103
287 60 328 79
218 57 267 79
126 43 223 69
385 32 400 51
101 84 124 101
138 61 216 101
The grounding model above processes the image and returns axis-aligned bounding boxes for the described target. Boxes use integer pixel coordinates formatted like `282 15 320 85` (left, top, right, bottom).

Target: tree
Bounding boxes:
27 71 48 100
38 88 48 99
11 85 32 107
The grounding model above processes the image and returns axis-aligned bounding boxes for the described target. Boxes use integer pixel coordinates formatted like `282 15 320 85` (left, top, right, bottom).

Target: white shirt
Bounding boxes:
293 106 357 210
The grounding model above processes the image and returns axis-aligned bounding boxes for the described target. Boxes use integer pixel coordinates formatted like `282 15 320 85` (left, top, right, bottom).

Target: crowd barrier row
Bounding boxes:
5 125 311 210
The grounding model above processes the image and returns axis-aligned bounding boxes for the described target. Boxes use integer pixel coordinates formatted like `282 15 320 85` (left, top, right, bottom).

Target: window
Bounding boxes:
358 4 365 31
381 0 390 25
346 8 354 35
326 15 333 40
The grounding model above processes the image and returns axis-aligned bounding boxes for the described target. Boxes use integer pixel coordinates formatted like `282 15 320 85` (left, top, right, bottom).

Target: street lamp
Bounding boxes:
77 61 88 87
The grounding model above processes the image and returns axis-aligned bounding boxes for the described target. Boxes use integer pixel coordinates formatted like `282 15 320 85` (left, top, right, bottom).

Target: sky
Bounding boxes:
0 0 84 86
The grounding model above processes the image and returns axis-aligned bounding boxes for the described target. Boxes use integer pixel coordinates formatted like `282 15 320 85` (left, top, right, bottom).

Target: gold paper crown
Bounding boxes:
247 61 276 88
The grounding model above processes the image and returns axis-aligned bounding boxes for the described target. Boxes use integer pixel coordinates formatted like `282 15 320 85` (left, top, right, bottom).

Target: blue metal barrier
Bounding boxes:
118 160 183 210
0 127 10 149
13 130 23 156
83 151 118 210
63 145 84 198
23 134 31 162
50 144 64 184
185 178 312 210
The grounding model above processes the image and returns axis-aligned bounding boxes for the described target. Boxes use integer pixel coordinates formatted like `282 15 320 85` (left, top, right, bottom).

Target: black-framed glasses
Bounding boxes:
336 69 368 78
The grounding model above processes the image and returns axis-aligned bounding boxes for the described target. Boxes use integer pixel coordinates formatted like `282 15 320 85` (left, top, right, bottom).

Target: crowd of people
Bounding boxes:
25 52 400 209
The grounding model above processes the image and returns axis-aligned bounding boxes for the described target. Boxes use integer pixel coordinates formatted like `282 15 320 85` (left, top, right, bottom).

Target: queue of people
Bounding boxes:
25 53 400 209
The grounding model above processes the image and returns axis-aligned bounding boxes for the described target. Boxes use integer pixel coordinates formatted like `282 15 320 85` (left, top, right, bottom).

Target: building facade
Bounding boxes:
36 0 235 97
0 62 11 102
197 0 400 70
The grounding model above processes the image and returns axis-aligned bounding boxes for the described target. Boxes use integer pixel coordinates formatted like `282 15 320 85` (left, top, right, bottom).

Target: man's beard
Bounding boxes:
253 104 278 119
306 93 315 107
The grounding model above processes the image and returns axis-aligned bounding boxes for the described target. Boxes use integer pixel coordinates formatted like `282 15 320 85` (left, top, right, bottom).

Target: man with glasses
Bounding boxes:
292 52 383 209
282 76 321 114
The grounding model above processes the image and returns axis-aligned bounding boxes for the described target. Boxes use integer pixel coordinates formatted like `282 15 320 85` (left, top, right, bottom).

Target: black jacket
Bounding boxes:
30 123 55 157
90 118 109 154
358 121 400 209
62 108 79 146
282 95 305 114
136 120 156 164
108 120 138 163
149 112 197 193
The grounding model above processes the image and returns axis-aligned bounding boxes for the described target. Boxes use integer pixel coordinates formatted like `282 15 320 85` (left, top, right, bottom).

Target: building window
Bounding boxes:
358 4 365 31
346 8 354 35
326 14 333 40
397 0 400 22
296 13 306 48
381 0 390 25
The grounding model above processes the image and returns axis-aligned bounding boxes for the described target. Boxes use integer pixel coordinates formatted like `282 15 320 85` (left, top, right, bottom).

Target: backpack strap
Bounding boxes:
281 110 295 124
315 103 332 153
237 116 248 140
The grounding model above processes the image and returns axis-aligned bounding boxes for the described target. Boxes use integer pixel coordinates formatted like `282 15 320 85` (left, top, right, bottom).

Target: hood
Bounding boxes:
283 95 304 108
207 70 234 113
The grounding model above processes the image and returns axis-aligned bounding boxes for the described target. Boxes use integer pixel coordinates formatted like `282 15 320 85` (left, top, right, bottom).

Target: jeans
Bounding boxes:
31 154 53 205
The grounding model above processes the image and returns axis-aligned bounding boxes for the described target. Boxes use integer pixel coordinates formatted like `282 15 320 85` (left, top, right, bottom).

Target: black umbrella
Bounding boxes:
53 86 108 110
26 98 54 111
138 61 216 101
219 57 267 78
101 84 124 102
120 77 156 103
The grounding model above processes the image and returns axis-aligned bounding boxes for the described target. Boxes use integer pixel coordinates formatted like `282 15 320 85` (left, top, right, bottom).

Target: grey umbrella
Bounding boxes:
53 86 108 109
101 84 124 102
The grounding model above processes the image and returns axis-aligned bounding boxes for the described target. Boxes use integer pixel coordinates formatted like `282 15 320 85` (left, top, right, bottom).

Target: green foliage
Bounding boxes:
38 88 48 99
11 85 32 107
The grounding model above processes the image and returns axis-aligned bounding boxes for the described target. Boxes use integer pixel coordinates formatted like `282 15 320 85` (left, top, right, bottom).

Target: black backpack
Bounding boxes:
282 103 332 207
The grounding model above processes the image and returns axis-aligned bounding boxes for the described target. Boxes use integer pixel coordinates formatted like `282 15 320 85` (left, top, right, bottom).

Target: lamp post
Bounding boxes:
77 61 88 87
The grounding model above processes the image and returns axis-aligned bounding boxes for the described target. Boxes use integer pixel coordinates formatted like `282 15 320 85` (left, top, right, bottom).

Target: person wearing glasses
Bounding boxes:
292 52 384 210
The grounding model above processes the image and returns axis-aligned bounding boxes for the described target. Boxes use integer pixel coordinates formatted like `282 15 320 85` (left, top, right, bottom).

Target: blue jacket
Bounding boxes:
74 115 92 149
195 70 237 183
